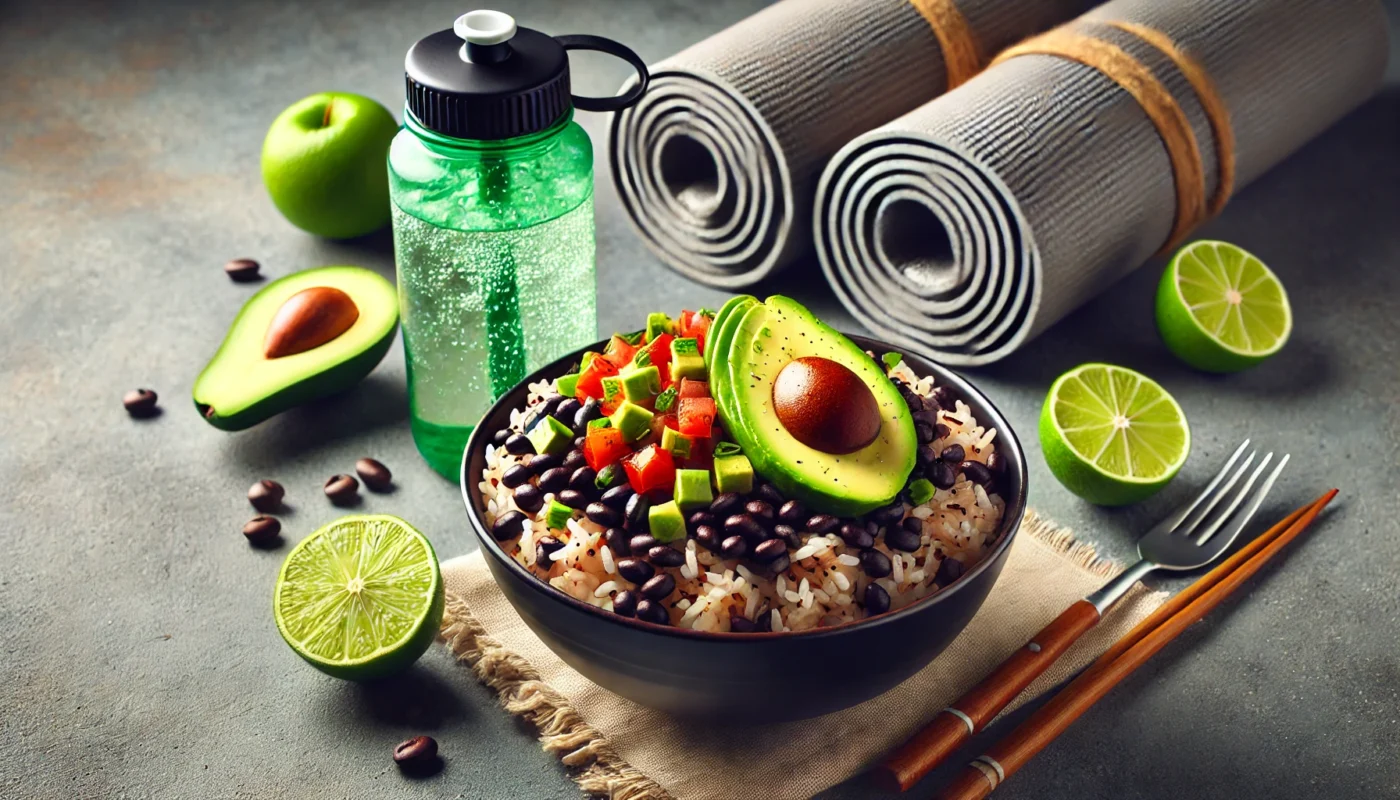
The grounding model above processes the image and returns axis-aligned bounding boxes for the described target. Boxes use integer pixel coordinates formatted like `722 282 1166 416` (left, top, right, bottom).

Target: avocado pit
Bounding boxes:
263 286 360 358
772 357 882 454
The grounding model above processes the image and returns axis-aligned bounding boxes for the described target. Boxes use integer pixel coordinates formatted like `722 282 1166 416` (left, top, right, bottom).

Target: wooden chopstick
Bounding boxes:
935 490 1338 800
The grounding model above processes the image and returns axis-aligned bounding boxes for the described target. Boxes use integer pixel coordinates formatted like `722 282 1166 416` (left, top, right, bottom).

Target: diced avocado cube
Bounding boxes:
670 337 706 380
587 417 611 430
648 500 687 543
619 364 661 402
580 351 598 370
713 453 754 494
609 401 654 442
528 415 573 455
556 372 580 397
600 375 623 407
543 499 573 530
661 426 692 458
595 463 622 489
646 312 672 341
908 478 935 506
674 469 713 511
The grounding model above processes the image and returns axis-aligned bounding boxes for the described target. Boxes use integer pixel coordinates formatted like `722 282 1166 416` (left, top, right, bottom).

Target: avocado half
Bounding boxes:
710 295 917 516
193 266 398 430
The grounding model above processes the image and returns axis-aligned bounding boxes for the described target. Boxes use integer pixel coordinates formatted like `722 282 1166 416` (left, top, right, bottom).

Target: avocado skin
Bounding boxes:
194 328 396 431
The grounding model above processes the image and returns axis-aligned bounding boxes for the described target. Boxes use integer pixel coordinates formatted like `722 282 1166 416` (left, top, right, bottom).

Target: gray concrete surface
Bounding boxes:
2 1 1397 798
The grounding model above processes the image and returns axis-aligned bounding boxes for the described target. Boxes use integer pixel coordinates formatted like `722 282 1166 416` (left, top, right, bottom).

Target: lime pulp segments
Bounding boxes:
1156 240 1292 373
1039 364 1190 506
274 514 443 681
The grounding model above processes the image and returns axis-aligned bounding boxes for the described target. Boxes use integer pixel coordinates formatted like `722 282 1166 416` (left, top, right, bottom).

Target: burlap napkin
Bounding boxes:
439 511 1166 799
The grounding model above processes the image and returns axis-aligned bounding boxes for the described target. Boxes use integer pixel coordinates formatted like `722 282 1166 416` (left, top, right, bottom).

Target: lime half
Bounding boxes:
274 514 443 681
1039 364 1190 506
1156 240 1292 372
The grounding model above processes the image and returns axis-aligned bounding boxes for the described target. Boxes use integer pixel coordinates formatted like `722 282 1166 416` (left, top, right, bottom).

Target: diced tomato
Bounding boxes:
688 315 711 355
574 356 619 402
643 333 675 390
583 426 631 472
678 310 696 333
678 378 710 398
677 397 716 438
603 335 638 368
623 444 676 494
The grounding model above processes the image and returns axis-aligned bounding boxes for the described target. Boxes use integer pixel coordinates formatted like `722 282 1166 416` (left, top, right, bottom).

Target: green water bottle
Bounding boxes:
389 10 649 478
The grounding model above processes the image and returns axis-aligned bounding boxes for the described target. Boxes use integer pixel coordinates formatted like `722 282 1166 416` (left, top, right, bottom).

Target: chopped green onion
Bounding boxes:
587 417 611 430
632 348 652 367
543 499 573 531
882 352 903 372
619 330 645 346
714 441 742 457
696 307 716 319
654 387 678 412
908 478 935 506
595 464 622 489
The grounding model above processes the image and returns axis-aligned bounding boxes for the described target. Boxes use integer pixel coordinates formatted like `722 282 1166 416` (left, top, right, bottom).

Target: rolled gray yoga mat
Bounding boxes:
608 0 1101 288
814 0 1389 365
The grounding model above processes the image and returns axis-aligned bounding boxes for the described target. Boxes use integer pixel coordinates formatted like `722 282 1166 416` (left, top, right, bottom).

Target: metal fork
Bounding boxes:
876 440 1291 791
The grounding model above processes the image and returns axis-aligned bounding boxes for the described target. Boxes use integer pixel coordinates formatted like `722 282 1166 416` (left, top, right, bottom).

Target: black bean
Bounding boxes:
600 484 634 511
709 493 744 517
537 394 564 415
536 536 564 563
512 484 544 514
561 449 587 472
355 458 392 491
617 558 655 584
776 500 807 525
492 510 527 541
604 528 631 557
755 483 786 506
123 388 159 417
870 501 906 526
393 736 438 770
864 583 891 616
557 489 588 509
628 534 658 555
647 545 686 568
915 422 935 444
865 520 881 537
755 609 773 632
687 511 717 534
502 464 532 489
885 525 921 552
898 384 924 411
773 524 802 550
223 257 261 282
912 409 940 428
902 517 923 535
937 556 966 586
635 599 670 625
839 523 874 550
934 423 951 441
931 385 957 410
806 514 840 534
574 435 586 449
753 538 788 562
729 616 757 633
492 428 511 447
585 502 622 528
573 398 602 432
860 549 893 578
569 467 598 494
537 467 570 494
724 514 765 542
744 500 775 528
612 589 638 618
324 474 360 506
915 445 937 469
552 398 581 425
247 480 284 513
764 553 791 577
961 461 994 486
940 444 966 464
527 452 563 473
504 433 535 456
986 451 1005 476
929 460 957 490
640 573 676 600
243 515 281 545
720 535 749 558
694 525 722 551
624 493 651 532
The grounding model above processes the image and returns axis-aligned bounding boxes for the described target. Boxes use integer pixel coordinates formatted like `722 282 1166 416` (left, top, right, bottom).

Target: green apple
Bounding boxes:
261 92 399 239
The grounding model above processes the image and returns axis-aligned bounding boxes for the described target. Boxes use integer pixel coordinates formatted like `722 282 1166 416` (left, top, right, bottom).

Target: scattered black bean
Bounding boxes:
604 528 631 557
864 583 891 616
960 460 994 486
243 515 281 545
123 388 159 418
635 599 669 625
573 398 602 432
865 520 881 537
552 398 581 425
773 524 802 549
492 510 527 541
729 616 757 633
915 445 937 469
324 474 359 505
537 394 564 416
694 525 722 551
986 451 1005 476
512 484 544 514
537 467 570 494
355 458 392 491
628 533 658 554
839 523 874 549
527 452 563 473
392 736 438 770
574 435 586 449
687 511 716 533
640 573 676 600
612 590 638 617
744 500 775 528
915 422 935 444
940 444 966 464
561 449 587 472
585 502 622 528
931 385 957 410
600 484 635 511
557 489 588 509
624 493 651 532
934 422 951 441
724 514 765 542
755 483 786 506
504 433 535 456
755 609 774 632
753 538 787 562
223 258 261 282
870 501 906 526
929 460 957 490
885 525 922 552
709 493 743 517
247 480 284 512
860 549 893 578
776 500 807 525
502 464 532 489
647 545 685 568
569 467 597 494
536 536 564 563
898 384 924 411
902 517 923 534
492 428 511 447
936 556 966 586
617 558 655 584
806 514 840 534
720 535 749 559
912 409 940 428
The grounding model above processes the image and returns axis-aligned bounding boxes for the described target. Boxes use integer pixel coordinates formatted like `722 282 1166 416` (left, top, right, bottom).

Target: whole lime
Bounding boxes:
261 92 399 239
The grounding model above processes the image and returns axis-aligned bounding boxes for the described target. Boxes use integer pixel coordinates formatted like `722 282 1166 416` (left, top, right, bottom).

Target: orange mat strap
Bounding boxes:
908 0 984 91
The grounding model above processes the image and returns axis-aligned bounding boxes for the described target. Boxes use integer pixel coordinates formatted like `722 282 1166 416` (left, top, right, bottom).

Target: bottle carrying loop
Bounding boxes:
555 34 650 112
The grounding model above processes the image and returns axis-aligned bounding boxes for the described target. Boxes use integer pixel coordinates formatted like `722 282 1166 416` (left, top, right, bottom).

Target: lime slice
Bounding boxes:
1039 364 1190 506
274 514 443 681
1156 240 1292 372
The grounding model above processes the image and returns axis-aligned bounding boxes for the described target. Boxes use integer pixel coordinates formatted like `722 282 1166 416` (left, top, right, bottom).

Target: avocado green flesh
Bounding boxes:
722 296 917 516
706 295 758 434
193 266 398 430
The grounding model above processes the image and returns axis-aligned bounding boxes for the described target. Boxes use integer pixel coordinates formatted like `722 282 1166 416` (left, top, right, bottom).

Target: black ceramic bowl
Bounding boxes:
459 335 1027 722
